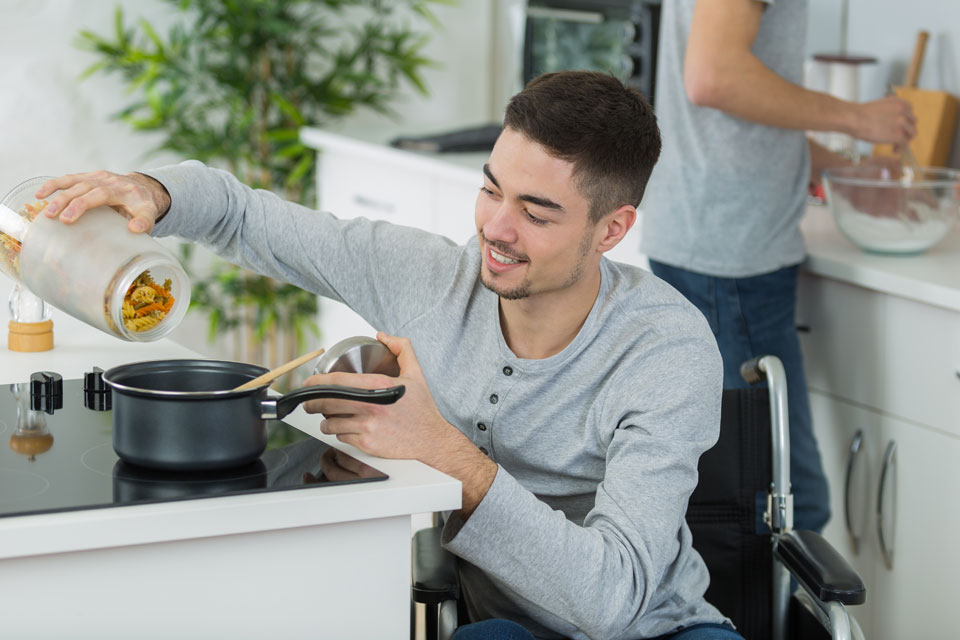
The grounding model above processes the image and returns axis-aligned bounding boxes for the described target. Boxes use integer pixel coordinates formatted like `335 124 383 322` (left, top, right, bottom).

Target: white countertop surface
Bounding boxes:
302 125 485 183
0 303 460 559
800 203 960 312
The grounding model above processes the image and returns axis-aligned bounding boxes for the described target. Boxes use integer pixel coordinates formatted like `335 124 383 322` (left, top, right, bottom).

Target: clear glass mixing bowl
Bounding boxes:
822 165 960 255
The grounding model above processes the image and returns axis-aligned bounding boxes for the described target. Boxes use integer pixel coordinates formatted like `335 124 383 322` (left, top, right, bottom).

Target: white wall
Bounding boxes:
0 0 181 184
808 0 960 95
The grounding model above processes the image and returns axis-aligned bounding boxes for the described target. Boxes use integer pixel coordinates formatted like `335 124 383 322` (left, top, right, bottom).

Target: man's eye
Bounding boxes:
526 211 548 226
480 186 496 196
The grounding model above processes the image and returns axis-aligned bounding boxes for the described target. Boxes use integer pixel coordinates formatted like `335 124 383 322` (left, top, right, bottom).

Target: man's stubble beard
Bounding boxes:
480 229 593 301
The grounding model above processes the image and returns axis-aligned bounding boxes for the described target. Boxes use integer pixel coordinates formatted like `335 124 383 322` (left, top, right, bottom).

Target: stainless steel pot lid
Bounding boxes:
314 336 400 377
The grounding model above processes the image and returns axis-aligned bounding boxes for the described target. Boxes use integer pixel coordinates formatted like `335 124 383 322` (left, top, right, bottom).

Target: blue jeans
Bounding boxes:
651 622 744 639
451 619 536 640
451 620 742 639
649 260 830 533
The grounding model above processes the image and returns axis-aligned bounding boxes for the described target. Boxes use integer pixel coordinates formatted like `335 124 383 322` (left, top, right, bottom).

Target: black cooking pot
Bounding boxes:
102 359 404 471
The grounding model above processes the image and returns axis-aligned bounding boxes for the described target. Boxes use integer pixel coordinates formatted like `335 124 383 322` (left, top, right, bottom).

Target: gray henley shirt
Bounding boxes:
147 161 728 639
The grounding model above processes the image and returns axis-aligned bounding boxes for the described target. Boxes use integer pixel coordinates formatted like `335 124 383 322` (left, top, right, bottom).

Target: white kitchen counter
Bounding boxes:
799 203 960 312
0 305 460 557
0 303 460 639
301 125 486 185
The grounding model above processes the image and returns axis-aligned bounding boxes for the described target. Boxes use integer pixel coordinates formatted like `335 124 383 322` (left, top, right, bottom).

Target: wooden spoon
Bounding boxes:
232 348 326 392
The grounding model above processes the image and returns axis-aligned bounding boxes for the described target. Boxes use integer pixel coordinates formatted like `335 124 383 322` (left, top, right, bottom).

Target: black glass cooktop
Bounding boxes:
0 374 387 518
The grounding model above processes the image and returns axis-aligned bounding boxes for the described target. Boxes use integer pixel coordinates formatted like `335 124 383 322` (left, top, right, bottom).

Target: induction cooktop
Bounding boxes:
0 371 388 518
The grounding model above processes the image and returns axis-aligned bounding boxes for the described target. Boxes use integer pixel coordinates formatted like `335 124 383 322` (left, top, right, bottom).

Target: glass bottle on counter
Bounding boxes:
0 176 190 342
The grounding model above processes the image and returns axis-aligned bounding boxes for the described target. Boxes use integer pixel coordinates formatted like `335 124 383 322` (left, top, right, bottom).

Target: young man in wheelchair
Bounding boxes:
37 71 742 639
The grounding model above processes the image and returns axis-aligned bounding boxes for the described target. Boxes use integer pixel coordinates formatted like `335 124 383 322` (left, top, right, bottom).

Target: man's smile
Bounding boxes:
485 245 528 273
490 248 521 264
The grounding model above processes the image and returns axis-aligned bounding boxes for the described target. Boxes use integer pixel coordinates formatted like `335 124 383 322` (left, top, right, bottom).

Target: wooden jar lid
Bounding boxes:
8 320 54 352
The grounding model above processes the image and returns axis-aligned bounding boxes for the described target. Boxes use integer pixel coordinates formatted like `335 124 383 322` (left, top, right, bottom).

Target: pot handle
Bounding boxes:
266 384 406 421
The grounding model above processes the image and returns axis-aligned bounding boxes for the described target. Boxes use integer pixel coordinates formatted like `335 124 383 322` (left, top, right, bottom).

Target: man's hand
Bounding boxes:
35 170 171 233
301 332 498 515
851 96 917 145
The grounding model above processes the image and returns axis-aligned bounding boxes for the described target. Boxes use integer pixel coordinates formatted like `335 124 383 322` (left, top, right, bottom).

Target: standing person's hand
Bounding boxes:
35 171 171 233
852 96 917 146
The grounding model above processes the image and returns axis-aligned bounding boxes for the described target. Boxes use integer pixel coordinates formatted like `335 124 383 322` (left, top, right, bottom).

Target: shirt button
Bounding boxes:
489 394 498 404
477 422 487 431
502 366 513 376
479 447 489 455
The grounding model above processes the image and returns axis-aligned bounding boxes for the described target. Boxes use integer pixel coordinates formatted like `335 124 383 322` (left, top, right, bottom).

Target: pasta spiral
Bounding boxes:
122 270 175 332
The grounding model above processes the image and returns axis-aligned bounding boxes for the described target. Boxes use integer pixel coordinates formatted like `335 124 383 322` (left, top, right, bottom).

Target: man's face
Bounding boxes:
475 128 597 301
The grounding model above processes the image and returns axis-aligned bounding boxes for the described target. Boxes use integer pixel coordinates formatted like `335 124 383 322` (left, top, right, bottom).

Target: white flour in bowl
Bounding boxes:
836 204 954 253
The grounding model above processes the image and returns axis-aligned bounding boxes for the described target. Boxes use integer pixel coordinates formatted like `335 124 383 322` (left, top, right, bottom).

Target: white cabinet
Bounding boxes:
799 271 960 639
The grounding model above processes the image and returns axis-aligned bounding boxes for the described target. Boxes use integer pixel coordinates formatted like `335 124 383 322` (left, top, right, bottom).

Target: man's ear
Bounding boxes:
596 204 637 254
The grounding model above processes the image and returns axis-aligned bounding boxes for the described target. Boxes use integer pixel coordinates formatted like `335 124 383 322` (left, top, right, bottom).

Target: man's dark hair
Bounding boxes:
503 71 661 224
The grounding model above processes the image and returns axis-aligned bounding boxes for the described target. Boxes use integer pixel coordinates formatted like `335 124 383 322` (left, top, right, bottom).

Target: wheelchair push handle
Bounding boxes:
740 355 793 533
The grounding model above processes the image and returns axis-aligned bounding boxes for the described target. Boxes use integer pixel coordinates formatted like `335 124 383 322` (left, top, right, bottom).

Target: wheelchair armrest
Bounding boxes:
775 530 866 606
412 525 460 605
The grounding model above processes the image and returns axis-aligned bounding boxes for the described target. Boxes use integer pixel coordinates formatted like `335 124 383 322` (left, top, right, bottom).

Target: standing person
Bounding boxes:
641 0 916 533
38 72 746 639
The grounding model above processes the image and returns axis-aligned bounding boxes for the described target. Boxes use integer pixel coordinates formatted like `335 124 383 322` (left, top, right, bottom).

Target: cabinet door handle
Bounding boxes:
844 429 864 554
877 440 898 570
352 194 396 214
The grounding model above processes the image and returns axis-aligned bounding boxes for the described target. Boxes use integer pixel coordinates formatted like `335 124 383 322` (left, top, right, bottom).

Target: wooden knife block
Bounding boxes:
874 86 959 168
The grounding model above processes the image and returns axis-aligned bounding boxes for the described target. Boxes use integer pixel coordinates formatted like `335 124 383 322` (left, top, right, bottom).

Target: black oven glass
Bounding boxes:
524 0 661 104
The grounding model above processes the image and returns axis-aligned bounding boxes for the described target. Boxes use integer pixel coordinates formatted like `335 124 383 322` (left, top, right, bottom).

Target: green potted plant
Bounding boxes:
78 0 449 384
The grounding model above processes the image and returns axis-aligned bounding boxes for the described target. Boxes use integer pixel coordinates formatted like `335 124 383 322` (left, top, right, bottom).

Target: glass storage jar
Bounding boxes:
0 176 190 341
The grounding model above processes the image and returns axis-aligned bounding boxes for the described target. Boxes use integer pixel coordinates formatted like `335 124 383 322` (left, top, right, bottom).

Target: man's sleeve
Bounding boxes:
442 330 723 639
144 160 463 333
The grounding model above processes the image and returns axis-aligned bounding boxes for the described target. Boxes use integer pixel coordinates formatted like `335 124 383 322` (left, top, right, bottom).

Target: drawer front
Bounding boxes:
317 151 434 230
798 272 960 437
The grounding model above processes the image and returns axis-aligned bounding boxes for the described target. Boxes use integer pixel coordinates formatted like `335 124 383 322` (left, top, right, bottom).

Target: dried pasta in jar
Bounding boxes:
121 270 175 332
0 201 46 280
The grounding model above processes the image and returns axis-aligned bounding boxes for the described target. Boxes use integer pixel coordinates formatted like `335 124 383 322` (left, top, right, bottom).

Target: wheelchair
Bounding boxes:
412 355 866 640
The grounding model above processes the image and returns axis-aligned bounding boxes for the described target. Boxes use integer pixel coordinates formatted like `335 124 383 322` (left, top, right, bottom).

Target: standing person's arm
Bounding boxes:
684 0 915 145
